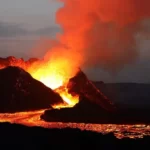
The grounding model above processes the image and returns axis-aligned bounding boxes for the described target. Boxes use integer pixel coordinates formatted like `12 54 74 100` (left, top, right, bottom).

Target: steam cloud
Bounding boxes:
48 0 150 72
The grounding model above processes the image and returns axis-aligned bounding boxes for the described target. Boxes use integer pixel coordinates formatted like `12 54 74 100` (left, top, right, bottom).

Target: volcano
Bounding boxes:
0 66 63 113
0 56 115 120
67 69 115 111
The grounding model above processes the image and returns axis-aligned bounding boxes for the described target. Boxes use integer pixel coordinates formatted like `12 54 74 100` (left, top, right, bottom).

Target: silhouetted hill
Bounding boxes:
67 69 116 111
42 82 150 124
41 96 112 123
0 66 63 113
41 97 150 124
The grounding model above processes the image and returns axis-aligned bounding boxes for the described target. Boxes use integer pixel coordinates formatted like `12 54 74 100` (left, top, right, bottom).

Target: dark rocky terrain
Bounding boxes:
42 80 150 124
41 69 119 123
41 96 111 123
41 96 150 124
0 66 63 113
0 122 149 150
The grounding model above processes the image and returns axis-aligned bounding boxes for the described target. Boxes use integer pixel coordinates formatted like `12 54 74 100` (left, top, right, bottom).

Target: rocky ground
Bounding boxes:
0 122 149 150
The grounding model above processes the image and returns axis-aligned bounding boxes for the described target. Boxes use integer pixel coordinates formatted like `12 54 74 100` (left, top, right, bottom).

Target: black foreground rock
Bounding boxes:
0 66 63 113
0 122 149 150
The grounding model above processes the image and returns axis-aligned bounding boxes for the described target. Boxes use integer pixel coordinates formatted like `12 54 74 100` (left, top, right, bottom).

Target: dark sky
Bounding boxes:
0 0 150 83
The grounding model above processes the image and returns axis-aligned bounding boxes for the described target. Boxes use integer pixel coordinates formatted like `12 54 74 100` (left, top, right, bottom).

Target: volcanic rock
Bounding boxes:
67 69 116 111
41 79 150 124
41 94 150 124
41 96 113 123
0 66 63 113
41 69 116 123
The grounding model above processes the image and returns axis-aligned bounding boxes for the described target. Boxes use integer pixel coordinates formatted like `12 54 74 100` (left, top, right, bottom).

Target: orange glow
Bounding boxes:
0 110 149 139
0 57 80 108
0 49 80 109
53 87 79 109
26 62 79 108
27 61 65 90
25 46 80 108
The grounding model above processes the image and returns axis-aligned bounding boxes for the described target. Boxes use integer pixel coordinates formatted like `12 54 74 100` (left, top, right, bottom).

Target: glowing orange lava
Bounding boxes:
26 56 79 109
53 86 79 109
0 110 149 139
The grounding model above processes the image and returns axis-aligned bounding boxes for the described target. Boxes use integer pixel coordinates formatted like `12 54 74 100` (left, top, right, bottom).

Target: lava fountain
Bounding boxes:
26 46 81 109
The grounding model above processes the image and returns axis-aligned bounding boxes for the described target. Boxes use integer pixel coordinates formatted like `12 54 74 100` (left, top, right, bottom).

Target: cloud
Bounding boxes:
53 0 150 74
0 22 29 37
33 26 61 37
0 21 61 38
84 59 150 83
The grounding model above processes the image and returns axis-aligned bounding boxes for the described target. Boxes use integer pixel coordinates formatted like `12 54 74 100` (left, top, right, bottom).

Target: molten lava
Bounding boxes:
54 86 79 109
26 59 80 109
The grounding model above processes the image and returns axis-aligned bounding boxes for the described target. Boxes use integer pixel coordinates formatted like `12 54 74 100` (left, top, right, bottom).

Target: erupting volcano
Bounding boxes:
0 0 150 110
26 58 80 109
0 56 114 111
0 0 150 141
0 56 80 109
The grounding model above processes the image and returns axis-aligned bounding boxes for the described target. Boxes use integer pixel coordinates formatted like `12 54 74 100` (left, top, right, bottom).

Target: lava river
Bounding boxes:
0 109 150 139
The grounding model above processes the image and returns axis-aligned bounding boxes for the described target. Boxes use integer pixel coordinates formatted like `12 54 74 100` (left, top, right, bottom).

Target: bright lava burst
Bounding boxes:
26 59 79 109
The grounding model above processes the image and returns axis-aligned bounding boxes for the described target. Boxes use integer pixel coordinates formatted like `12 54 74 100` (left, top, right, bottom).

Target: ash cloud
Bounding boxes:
55 0 150 72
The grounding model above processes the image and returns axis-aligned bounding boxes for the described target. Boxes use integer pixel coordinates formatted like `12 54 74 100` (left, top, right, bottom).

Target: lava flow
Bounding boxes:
0 110 150 139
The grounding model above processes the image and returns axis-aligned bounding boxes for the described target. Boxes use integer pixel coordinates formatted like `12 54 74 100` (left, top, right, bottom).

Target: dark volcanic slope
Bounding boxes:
41 70 117 124
41 96 112 123
0 66 63 113
41 96 150 124
41 81 150 124
0 122 150 150
67 69 116 111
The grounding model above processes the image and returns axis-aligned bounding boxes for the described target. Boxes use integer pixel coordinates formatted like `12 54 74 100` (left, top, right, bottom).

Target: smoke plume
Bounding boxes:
45 0 150 72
